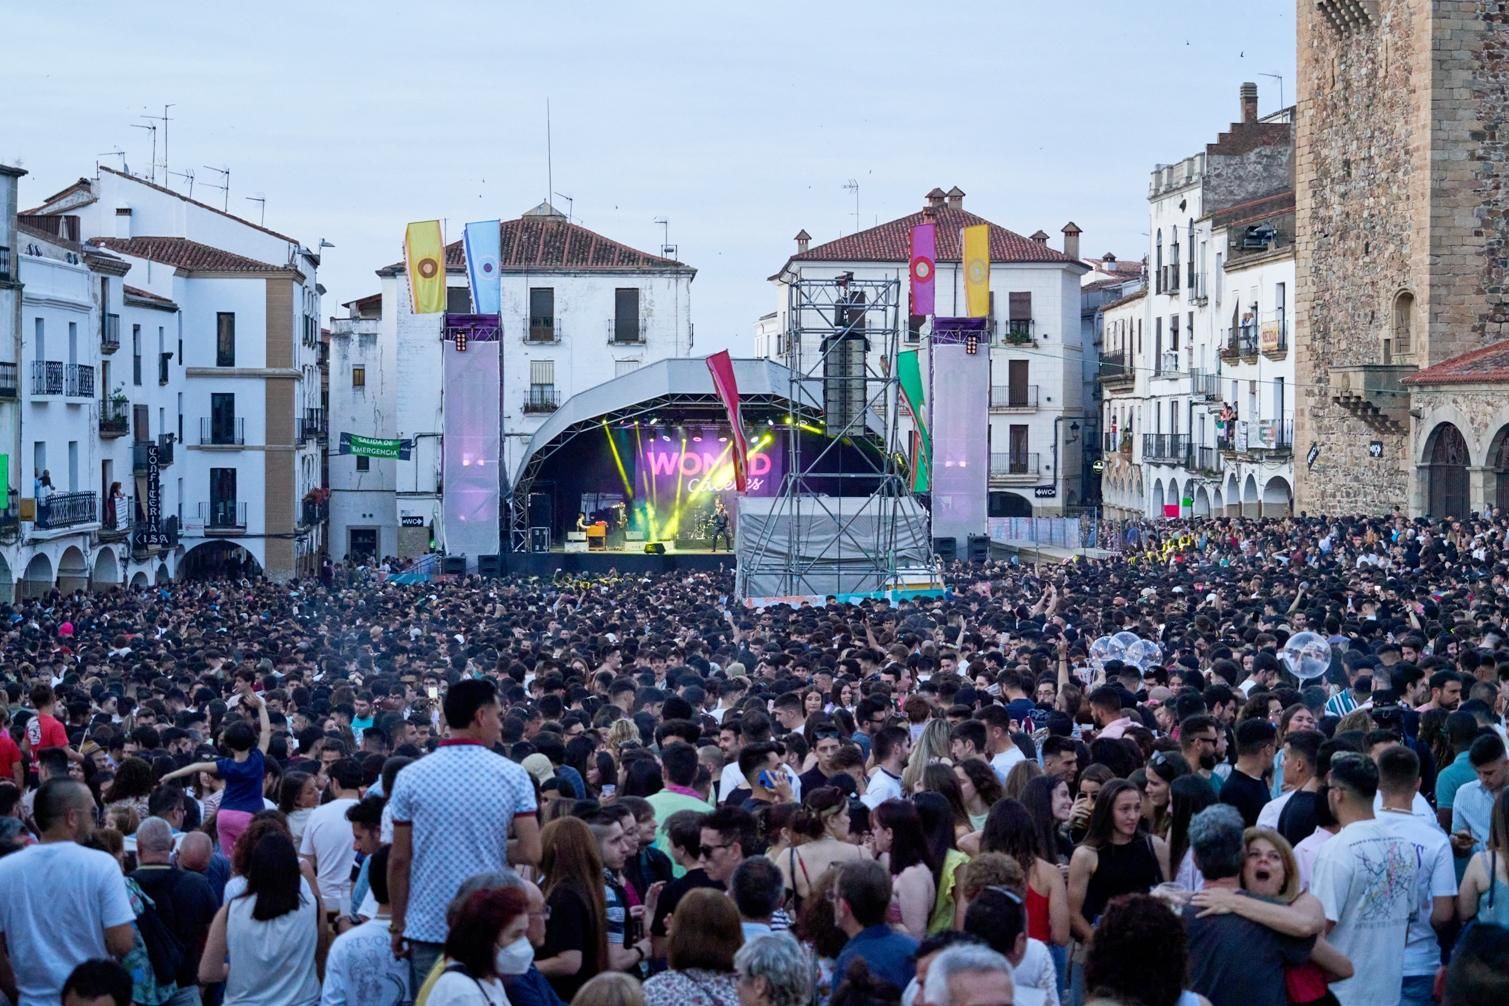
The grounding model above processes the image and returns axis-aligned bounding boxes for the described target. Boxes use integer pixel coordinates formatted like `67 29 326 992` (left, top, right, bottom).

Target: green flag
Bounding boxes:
897 350 930 492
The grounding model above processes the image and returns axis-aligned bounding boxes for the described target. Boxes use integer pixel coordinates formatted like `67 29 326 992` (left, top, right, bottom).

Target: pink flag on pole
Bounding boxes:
910 223 937 316
1163 504 1180 519
706 350 749 492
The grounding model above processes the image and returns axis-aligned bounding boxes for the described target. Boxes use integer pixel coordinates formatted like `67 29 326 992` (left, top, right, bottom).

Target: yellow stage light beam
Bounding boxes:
602 422 633 497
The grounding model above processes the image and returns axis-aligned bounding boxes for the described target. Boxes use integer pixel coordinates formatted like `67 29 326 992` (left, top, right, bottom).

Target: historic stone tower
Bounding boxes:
1295 0 1509 514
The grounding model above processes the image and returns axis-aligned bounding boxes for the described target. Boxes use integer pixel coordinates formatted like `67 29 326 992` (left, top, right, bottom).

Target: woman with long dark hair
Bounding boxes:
912 791 969 934
536 817 610 1001
277 770 318 844
979 798 1070 949
102 756 155 826
872 799 936 938
1067 780 1168 944
198 830 320 1005
1021 775 1074 867
921 764 973 840
1143 750 1190 839
1167 774 1219 891
954 758 1002 832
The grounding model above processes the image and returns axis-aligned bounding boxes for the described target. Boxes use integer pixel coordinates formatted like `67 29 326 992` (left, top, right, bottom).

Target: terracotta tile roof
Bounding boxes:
92 236 287 274
778 206 1079 273
377 214 691 276
1403 339 1509 386
123 285 179 311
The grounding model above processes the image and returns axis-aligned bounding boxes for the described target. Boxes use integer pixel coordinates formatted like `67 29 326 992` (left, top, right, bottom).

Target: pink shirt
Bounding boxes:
1099 716 1135 740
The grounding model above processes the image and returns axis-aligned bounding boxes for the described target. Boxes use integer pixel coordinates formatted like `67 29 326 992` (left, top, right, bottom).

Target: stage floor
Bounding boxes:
500 546 735 576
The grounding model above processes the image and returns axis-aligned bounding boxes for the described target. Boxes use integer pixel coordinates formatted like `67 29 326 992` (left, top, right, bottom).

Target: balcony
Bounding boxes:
1195 446 1223 475
1153 350 1183 379
99 398 129 438
1249 419 1295 456
132 440 171 474
989 452 1041 481
65 364 94 399
1098 350 1133 387
200 417 245 446
1001 319 1035 346
302 499 329 527
36 490 97 530
989 385 1039 412
101 314 120 355
159 352 172 386
157 435 174 468
0 362 16 399
31 361 63 396
1259 314 1288 358
0 509 17 539
1142 433 1191 465
100 494 133 541
201 500 247 533
608 319 646 345
300 408 327 443
1191 368 1221 402
0 245 10 281
522 387 560 414
1331 364 1414 435
1222 325 1259 361
526 316 559 344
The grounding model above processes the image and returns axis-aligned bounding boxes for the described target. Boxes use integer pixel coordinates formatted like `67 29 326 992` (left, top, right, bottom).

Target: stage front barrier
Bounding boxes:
986 516 1097 550
735 495 938 605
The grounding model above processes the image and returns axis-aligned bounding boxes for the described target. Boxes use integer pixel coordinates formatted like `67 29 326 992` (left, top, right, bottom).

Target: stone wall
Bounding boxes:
1295 0 1429 513
1205 134 1294 212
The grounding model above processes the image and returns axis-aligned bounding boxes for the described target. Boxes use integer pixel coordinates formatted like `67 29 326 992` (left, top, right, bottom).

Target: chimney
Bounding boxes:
794 229 810 254
1061 221 1082 261
925 187 946 210
1240 81 1258 123
945 186 965 211
1030 230 1050 245
1103 252 1117 264
114 205 132 239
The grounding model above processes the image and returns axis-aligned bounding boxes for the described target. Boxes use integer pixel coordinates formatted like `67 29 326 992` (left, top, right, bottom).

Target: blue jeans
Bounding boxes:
166 987 202 1006
410 939 445 992
1399 973 1436 1006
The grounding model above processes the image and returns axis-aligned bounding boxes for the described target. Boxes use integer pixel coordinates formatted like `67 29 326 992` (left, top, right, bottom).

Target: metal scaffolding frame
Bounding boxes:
736 274 927 600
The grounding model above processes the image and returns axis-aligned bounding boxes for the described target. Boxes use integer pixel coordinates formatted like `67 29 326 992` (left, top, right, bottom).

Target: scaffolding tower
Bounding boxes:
735 274 934 601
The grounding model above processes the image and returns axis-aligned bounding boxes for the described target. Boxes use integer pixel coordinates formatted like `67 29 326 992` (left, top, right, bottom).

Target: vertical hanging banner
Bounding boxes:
963 224 990 318
909 223 937 317
463 220 502 315
930 317 990 545
405 220 446 314
705 350 749 492
442 314 501 568
896 349 930 492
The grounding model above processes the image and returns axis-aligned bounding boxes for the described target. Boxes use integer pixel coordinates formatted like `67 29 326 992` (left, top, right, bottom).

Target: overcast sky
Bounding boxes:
6 2 1295 354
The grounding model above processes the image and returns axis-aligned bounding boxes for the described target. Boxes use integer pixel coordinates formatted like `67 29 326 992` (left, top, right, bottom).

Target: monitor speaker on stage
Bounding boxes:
644 542 666 555
529 527 550 553
967 534 990 562
478 555 501 577
442 556 467 576
933 537 957 561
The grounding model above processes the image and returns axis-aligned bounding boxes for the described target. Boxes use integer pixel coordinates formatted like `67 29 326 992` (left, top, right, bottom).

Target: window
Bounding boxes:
356 455 370 472
67 441 78 491
614 359 641 378
614 289 641 343
1170 314 1180 352
210 393 236 445
1006 292 1032 340
209 468 237 527
32 442 44 488
529 359 556 410
446 287 471 314
132 324 142 385
34 318 44 362
1155 231 1163 294
67 322 77 366
352 366 366 388
529 288 555 342
1215 253 1223 303
216 313 236 367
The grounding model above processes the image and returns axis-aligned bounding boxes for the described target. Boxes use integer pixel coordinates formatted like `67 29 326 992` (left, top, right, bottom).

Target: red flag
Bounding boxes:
910 223 936 316
706 350 749 492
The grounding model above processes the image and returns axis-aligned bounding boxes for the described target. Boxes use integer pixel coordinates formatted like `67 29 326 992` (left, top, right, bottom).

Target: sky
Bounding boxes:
5 2 1296 355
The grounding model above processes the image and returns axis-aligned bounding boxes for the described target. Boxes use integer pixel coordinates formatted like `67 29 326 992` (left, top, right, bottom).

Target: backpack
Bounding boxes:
133 885 185 985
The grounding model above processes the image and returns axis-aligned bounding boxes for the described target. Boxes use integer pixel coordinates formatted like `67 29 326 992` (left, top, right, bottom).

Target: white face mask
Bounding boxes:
495 936 534 976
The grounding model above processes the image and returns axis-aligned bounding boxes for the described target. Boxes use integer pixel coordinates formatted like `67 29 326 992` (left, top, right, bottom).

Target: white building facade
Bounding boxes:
327 203 695 561
767 187 1090 516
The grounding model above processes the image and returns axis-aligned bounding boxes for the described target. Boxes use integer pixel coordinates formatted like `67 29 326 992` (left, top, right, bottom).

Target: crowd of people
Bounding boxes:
2 510 1509 1006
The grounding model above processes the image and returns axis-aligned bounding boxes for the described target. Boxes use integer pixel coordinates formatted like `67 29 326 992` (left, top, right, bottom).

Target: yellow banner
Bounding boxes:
963 224 990 318
405 220 446 314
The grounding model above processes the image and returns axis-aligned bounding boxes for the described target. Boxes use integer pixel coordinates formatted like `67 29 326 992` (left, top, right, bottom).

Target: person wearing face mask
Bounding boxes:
426 886 532 1006
496 879 566 1006
320 845 412 1006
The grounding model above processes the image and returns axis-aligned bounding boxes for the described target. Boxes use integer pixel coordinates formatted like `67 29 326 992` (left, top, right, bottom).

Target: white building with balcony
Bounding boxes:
766 187 1090 516
16 167 325 583
326 202 695 560
1099 84 1295 520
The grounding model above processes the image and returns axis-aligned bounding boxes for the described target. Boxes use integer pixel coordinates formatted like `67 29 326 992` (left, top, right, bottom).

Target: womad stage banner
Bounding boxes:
463 220 501 315
404 220 446 314
338 433 414 460
930 317 989 545
442 314 501 567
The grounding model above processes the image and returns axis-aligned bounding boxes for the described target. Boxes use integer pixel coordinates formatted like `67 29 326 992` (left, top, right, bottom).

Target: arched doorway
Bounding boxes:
181 542 262 580
1225 474 1241 516
1213 487 1224 514
1194 486 1211 517
129 571 149 589
1490 426 1509 510
0 553 13 604
20 553 52 599
57 547 88 594
156 562 171 584
1424 423 1470 518
1168 479 1182 517
1262 476 1293 518
91 548 120 591
1152 479 1166 517
1242 474 1259 519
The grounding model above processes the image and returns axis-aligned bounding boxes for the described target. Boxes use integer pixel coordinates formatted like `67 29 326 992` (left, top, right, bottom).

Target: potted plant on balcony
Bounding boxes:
110 384 128 408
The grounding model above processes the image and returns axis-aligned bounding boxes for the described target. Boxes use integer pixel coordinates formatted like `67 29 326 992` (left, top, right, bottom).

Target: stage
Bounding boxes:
499 545 736 576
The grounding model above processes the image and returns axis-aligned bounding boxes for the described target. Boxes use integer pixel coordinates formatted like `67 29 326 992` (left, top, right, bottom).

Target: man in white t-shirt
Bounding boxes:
1311 753 1420 1006
300 759 363 915
321 845 411 1006
861 725 911 810
1372 745 1456 1006
979 706 1026 782
0 779 135 1006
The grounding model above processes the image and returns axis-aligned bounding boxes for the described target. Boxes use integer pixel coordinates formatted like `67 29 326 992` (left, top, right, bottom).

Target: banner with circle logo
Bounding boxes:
405 220 446 314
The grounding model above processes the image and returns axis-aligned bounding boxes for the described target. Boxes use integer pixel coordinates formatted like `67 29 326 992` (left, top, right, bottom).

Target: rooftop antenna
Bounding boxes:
130 122 158 182
653 217 677 259
245 194 266 226
141 104 174 177
1258 72 1284 112
166 167 195 199
553 191 574 223
843 179 860 234
546 97 553 210
97 149 127 174
202 165 229 211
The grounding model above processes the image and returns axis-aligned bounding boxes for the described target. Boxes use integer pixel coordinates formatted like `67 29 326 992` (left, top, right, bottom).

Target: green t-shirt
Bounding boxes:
1437 750 1477 810
646 789 713 878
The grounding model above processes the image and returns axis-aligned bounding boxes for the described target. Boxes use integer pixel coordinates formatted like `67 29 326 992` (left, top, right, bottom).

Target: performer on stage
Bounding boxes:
711 498 733 552
576 511 589 533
